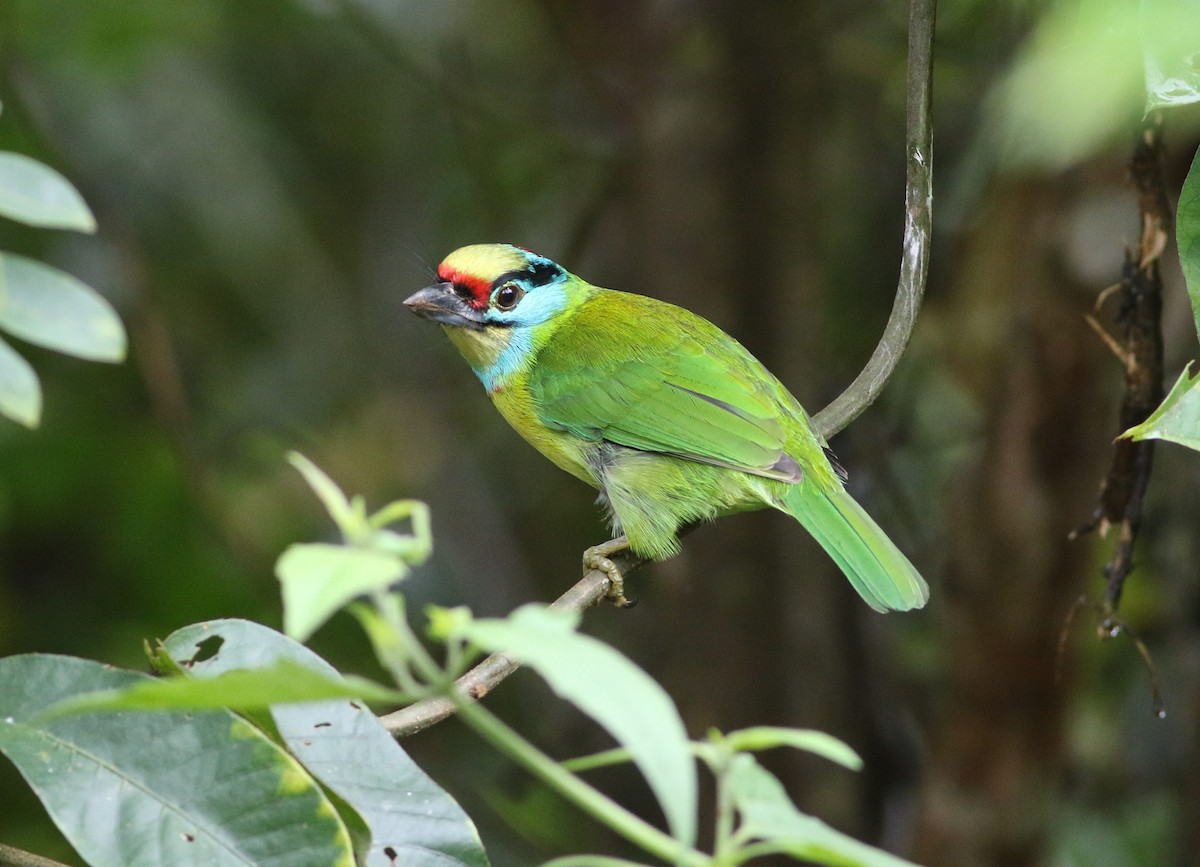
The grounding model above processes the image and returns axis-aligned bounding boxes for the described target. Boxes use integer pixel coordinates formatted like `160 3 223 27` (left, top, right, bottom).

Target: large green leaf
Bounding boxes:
449 604 698 848
163 619 491 867
1178 146 1200 342
726 754 917 866
0 654 355 867
0 151 96 231
0 333 40 427
48 659 409 714
1122 362 1200 452
0 253 125 361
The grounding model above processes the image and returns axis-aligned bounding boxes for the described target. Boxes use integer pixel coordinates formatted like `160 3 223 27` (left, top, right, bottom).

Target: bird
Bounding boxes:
404 243 928 612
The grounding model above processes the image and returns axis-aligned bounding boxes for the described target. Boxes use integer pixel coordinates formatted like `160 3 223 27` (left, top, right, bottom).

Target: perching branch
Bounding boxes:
382 550 643 737
387 0 937 739
812 0 936 440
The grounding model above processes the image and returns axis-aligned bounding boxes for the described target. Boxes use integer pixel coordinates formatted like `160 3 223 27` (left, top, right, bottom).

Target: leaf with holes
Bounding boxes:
46 659 409 715
0 653 355 867
164 619 491 867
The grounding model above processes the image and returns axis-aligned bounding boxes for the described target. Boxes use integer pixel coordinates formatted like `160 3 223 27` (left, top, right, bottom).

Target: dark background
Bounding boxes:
1 2 1198 865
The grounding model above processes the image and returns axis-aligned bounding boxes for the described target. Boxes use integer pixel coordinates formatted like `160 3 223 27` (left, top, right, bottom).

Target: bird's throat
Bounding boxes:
445 325 512 387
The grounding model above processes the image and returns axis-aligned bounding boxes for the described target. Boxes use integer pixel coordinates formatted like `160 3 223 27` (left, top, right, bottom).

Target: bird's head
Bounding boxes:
405 244 581 378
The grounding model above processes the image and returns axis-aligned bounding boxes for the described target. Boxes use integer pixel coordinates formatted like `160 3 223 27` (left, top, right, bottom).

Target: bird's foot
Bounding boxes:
583 537 637 609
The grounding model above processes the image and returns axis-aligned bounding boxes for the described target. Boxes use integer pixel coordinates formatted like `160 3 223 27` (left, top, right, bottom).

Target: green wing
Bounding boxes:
529 290 808 482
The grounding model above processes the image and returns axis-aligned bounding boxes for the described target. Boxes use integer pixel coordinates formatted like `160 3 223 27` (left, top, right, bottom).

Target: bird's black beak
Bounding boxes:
403 282 487 330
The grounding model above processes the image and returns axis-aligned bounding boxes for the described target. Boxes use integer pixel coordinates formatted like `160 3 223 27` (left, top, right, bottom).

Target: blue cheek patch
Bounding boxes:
477 281 569 390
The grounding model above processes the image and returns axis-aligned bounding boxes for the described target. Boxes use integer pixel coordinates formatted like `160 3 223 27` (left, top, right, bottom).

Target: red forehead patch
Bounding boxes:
437 264 491 310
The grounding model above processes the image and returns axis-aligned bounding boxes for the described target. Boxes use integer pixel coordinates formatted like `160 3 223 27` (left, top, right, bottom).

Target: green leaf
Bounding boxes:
163 619 491 867
289 451 357 533
277 542 409 642
1141 0 1200 110
1177 145 1200 342
0 654 355 867
544 854 657 859
1122 362 1200 451
450 604 698 848
727 754 917 867
722 727 863 771
0 253 125 361
46 659 409 716
988 1 1145 169
0 334 40 427
0 151 96 231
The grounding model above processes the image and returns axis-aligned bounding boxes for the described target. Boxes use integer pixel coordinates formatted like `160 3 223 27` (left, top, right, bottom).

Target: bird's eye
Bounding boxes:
494 283 524 311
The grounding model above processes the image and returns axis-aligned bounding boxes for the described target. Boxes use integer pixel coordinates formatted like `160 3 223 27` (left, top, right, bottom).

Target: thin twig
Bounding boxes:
387 0 938 739
1056 596 1165 717
812 0 936 439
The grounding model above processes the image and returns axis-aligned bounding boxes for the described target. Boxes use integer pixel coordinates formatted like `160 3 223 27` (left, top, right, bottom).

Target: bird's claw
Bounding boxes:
583 538 636 609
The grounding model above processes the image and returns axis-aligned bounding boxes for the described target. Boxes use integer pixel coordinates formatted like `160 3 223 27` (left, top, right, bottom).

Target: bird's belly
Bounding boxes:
594 446 776 560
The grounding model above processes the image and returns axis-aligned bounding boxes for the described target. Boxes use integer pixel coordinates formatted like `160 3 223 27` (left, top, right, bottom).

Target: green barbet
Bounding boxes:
405 244 928 612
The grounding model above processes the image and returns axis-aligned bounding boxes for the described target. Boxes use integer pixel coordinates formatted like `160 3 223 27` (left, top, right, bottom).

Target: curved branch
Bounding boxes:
813 0 936 439
387 0 936 739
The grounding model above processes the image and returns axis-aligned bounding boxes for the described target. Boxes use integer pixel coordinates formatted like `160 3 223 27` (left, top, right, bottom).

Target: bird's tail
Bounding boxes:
782 482 928 612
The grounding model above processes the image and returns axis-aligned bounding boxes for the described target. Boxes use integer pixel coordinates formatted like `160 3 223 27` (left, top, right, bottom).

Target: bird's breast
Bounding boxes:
491 380 599 487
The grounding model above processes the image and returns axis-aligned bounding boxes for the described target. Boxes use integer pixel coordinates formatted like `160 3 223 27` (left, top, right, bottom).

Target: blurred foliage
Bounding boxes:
0 1 1198 865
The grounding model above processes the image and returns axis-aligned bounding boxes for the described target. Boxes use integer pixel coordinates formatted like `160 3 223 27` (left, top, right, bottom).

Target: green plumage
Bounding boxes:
406 244 929 613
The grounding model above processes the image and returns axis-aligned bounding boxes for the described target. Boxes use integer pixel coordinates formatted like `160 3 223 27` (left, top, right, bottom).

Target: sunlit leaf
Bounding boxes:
277 542 409 642
727 754 917 866
1178 145 1200 342
0 334 40 427
989 1 1144 169
164 619 491 867
0 654 355 867
988 0 1200 168
1142 0 1200 109
288 451 357 533
0 253 125 361
722 727 863 771
0 151 96 231
1122 362 1200 452
448 604 698 848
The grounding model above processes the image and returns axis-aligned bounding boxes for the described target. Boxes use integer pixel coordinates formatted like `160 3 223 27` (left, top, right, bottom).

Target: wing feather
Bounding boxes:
529 290 804 482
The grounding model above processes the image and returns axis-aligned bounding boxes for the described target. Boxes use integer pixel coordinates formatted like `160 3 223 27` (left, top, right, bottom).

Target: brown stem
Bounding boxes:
1072 119 1168 612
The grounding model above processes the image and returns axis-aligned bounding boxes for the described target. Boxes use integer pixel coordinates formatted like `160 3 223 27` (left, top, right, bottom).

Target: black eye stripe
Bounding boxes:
491 260 563 291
